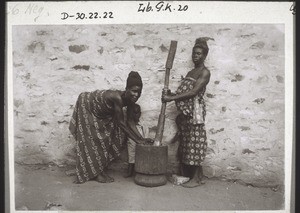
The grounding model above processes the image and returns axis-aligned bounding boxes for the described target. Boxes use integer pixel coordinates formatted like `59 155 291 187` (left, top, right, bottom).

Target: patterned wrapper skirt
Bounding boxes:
69 91 126 183
175 77 207 166
177 115 207 166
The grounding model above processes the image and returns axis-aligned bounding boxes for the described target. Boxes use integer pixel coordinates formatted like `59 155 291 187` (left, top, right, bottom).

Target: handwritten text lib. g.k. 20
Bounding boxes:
137 1 189 12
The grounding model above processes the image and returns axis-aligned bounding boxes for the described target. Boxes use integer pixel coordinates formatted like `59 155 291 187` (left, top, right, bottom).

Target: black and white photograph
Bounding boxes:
5 1 295 212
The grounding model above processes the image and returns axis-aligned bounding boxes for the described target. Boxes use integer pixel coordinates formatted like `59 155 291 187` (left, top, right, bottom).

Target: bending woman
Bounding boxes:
162 38 211 188
69 71 151 184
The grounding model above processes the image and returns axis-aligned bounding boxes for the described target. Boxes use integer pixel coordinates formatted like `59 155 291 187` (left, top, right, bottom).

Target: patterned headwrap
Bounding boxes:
126 71 143 89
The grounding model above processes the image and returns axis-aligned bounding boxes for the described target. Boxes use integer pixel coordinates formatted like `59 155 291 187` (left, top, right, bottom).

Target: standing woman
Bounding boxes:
162 38 211 188
69 71 151 184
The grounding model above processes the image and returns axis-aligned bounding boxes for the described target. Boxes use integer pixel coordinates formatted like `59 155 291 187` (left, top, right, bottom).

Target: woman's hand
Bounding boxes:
162 95 173 103
144 138 154 145
137 138 154 145
161 89 174 103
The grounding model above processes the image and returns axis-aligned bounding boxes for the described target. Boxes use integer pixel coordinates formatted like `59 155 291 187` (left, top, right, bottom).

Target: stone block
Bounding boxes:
68 45 88 53
203 164 222 178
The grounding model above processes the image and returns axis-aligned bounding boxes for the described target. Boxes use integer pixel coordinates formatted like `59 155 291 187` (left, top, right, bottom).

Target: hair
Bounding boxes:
193 37 210 56
126 71 143 89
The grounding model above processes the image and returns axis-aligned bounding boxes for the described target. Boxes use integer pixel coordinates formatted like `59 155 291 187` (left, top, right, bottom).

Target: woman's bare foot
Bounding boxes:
123 171 133 178
73 178 80 184
96 173 108 183
181 178 201 188
96 171 115 183
97 173 114 183
103 173 114 182
123 164 134 178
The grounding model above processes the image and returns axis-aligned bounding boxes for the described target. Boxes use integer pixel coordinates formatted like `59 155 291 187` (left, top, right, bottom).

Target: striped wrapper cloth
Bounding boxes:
69 90 126 183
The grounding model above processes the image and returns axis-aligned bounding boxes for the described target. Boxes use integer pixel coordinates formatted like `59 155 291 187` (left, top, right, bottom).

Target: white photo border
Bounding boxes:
6 1 295 212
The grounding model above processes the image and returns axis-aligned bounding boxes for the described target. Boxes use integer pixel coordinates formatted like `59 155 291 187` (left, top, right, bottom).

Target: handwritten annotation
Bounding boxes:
138 1 189 12
7 3 45 21
61 12 114 20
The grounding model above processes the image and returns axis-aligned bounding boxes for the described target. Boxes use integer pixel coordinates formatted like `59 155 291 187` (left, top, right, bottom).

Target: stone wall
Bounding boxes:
13 24 285 187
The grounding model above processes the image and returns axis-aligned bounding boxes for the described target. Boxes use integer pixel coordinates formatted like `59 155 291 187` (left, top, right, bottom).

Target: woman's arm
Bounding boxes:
127 119 143 139
126 114 153 144
162 69 211 102
115 104 145 144
107 91 145 144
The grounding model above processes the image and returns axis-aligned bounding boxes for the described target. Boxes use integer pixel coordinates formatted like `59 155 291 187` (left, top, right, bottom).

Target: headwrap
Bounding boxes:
194 37 213 56
126 71 143 89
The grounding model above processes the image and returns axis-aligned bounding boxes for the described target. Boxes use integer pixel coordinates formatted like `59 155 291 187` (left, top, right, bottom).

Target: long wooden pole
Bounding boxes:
153 40 177 146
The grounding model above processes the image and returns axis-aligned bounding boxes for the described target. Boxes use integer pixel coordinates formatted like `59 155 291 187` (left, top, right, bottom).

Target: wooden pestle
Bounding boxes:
153 40 177 146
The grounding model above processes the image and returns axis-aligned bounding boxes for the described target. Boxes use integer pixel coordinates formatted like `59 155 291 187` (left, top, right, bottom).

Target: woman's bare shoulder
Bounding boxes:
104 90 123 103
203 67 211 77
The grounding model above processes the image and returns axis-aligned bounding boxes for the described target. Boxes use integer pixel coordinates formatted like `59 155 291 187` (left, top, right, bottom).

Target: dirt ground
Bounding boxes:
14 163 284 211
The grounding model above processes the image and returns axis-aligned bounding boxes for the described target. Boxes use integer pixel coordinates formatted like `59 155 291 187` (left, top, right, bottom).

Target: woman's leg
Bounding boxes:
102 170 115 182
124 163 134 178
182 165 204 188
179 163 184 176
96 168 114 183
124 138 135 178
181 164 193 178
73 178 80 184
198 165 205 184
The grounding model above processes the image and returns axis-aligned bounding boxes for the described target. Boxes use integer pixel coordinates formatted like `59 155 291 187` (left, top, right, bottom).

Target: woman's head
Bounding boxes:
192 38 209 65
125 71 143 103
194 38 209 55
